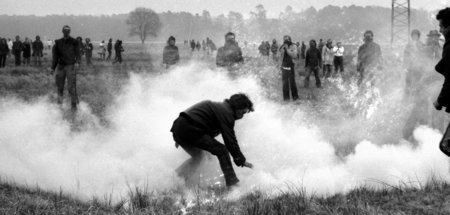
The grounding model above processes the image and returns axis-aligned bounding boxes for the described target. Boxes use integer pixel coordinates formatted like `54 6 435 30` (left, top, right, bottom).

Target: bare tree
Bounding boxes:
126 7 162 44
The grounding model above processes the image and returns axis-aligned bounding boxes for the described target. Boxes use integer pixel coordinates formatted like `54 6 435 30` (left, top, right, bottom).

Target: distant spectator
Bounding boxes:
426 30 442 61
113 40 124 64
258 41 266 56
271 39 279 61
107 38 113 60
216 32 244 68
300 41 306 59
357 30 382 86
12 35 23 66
22 37 31 66
305 39 322 88
318 39 325 54
51 25 80 111
202 40 206 51
0 38 9 68
196 41 201 51
322 39 334 79
206 37 217 55
190 40 196 52
163 36 180 68
403 29 426 98
7 38 13 57
99 40 106 60
76 37 85 64
46 39 53 50
279 35 299 101
32 35 44 66
333 42 345 76
85 38 93 66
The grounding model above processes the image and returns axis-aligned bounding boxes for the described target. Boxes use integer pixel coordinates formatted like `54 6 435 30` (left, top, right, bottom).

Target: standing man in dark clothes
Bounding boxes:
0 38 9 68
84 38 93 66
216 32 244 69
32 36 44 66
12 36 23 66
22 37 31 66
357 30 382 86
279 35 299 101
113 40 124 64
162 36 180 68
271 39 279 62
304 39 322 88
190 40 196 52
300 41 306 59
433 8 450 156
318 39 325 54
76 37 84 65
51 25 80 111
170 93 254 187
106 38 113 60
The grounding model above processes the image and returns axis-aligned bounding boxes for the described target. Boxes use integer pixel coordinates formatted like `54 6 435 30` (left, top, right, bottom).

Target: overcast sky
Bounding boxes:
1 0 448 17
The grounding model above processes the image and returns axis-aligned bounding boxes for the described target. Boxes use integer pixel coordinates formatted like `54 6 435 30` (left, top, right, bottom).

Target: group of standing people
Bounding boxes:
0 35 44 68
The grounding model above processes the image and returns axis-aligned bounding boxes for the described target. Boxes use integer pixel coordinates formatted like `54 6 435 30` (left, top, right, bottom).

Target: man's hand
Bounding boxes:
243 161 253 169
434 100 443 111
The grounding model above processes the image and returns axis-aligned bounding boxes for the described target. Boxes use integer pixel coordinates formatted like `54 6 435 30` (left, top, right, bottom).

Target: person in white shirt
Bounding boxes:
333 42 345 76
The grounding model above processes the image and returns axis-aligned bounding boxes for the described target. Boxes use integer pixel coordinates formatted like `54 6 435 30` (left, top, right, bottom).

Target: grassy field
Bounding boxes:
1 42 449 214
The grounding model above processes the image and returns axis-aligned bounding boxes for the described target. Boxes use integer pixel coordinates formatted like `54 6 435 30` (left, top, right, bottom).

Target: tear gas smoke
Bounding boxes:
0 62 448 201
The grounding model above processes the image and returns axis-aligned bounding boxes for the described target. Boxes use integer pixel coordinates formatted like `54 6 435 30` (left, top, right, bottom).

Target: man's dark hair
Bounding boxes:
437 7 450 28
167 36 176 44
225 32 235 39
364 30 374 37
228 93 254 112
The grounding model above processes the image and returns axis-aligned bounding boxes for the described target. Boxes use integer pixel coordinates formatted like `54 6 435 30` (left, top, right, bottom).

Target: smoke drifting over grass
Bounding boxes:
0 62 448 202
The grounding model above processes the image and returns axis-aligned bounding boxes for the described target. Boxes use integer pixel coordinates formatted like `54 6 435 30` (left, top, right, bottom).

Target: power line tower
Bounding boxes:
391 0 411 45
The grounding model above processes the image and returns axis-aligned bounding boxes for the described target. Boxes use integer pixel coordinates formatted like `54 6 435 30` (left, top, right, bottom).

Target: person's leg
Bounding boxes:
440 122 450 157
339 57 344 74
314 67 321 88
288 68 299 100
304 67 311 88
55 65 67 104
66 65 78 110
357 69 365 86
282 69 290 101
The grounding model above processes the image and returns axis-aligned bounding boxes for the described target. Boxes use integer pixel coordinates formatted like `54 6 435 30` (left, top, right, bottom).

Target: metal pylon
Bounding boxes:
391 0 411 45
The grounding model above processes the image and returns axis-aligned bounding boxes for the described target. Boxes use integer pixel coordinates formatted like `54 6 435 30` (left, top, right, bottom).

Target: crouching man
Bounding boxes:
170 93 254 187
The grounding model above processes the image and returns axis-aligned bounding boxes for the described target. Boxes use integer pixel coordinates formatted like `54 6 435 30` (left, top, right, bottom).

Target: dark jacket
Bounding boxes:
32 41 44 57
12 41 23 55
305 47 322 68
85 43 93 57
216 42 244 67
171 100 246 166
162 45 180 65
107 41 112 52
51 36 80 70
0 43 9 55
436 38 450 107
357 41 382 72
22 42 31 58
271 43 278 54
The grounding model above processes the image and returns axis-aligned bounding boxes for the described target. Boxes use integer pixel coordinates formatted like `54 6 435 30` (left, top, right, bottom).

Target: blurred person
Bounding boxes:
333 42 345 76
113 40 124 64
99 40 106 60
12 35 23 66
32 36 44 66
7 38 13 57
426 30 442 61
258 41 265 56
22 37 31 66
0 38 9 68
271 39 279 61
357 30 382 86
106 38 113 60
51 25 80 111
162 36 180 69
279 35 299 101
318 39 324 54
76 37 85 64
304 39 322 88
216 32 244 68
300 41 306 59
46 39 53 49
322 39 334 79
202 40 206 51
84 38 93 66
190 40 196 52
206 37 217 55
265 41 271 56
196 41 201 51
170 93 254 187
433 8 450 156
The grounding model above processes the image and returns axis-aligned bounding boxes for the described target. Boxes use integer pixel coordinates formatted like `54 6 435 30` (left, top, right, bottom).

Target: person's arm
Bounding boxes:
175 47 180 63
318 50 322 67
51 42 59 70
285 44 297 59
220 119 246 167
305 50 310 68
74 40 80 64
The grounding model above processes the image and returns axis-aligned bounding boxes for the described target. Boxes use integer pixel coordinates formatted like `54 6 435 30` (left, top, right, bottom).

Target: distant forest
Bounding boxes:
0 5 438 45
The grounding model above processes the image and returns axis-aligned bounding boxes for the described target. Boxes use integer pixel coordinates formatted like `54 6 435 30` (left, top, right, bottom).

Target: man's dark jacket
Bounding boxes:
52 37 80 70
357 41 382 72
436 37 450 107
216 42 244 67
171 100 246 166
32 41 44 57
163 45 180 65
305 47 322 68
12 41 23 55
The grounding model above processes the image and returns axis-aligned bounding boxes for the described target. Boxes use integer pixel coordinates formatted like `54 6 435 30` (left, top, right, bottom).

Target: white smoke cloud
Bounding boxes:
0 62 448 202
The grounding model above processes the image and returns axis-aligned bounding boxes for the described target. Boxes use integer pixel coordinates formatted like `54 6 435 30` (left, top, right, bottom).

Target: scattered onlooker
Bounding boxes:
304 39 322 88
0 38 9 68
12 35 23 66
403 29 426 98
190 40 196 52
22 37 32 66
99 40 106 60
107 38 113 60
51 25 81 111
7 38 13 57
216 32 244 68
85 38 93 66
196 41 201 51
300 41 306 59
333 42 345 76
76 37 85 64
357 30 382 86
318 39 325 54
322 39 334 79
32 35 44 66
426 30 442 61
163 36 180 68
271 39 279 61
113 40 124 64
279 35 299 101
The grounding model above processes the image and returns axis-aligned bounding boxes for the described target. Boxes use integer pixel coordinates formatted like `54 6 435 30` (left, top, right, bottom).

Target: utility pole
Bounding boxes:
391 0 411 45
